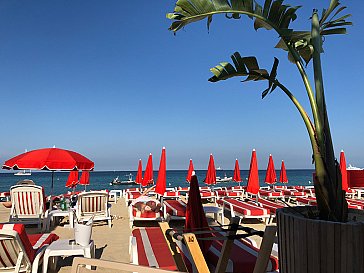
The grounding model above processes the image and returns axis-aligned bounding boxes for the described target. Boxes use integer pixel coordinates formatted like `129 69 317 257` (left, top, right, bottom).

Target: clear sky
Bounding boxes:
0 0 363 171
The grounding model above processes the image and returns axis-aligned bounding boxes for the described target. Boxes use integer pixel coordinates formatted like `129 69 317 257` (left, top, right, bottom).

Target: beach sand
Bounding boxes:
0 197 269 272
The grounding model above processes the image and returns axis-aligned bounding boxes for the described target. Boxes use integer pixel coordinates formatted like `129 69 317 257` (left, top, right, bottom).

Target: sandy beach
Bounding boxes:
0 195 268 272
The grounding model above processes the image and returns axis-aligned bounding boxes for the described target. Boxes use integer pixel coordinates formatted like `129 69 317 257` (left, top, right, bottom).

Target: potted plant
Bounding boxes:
167 0 364 272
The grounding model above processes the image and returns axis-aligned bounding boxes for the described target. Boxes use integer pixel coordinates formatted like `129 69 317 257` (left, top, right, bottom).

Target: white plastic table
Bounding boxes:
203 206 224 225
109 190 123 204
46 209 75 231
43 239 95 273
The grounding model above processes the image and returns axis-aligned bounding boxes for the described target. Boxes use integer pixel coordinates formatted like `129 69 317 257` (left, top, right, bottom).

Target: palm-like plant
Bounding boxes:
167 0 352 221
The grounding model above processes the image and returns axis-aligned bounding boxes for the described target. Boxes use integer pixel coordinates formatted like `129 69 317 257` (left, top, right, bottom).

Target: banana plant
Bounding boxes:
167 0 352 221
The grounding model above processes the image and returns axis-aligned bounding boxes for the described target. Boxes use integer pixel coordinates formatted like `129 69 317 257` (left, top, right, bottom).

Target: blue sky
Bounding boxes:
0 0 363 171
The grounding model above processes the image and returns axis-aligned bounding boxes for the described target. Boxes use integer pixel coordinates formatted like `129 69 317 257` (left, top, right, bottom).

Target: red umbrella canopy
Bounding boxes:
79 171 90 186
264 154 277 185
247 149 260 194
142 153 153 187
135 159 143 185
186 159 194 183
155 147 167 195
3 148 94 171
340 150 349 192
233 159 242 182
185 174 212 257
204 154 216 185
66 170 79 188
279 160 288 183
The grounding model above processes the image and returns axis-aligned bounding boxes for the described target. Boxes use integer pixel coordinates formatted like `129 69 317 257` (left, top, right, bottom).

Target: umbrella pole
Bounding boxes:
50 171 54 209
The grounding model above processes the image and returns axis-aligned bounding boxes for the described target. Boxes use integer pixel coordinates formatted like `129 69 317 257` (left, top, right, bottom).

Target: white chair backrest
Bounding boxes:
0 228 31 271
77 191 109 216
10 185 45 218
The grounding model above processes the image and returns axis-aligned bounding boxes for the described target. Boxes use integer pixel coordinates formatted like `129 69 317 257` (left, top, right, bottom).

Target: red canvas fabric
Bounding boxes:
186 159 194 182
233 159 242 182
155 148 167 195
142 154 153 187
132 227 177 270
279 160 288 183
66 170 79 188
218 199 270 217
257 198 285 213
132 206 161 218
185 175 212 257
135 159 143 185
3 147 94 171
79 171 90 186
259 189 283 197
247 150 260 194
264 154 277 185
204 154 216 185
340 150 349 192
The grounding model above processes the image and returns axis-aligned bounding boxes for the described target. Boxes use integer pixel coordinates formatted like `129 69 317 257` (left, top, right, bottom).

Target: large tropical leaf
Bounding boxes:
167 0 300 34
276 0 352 64
209 52 279 98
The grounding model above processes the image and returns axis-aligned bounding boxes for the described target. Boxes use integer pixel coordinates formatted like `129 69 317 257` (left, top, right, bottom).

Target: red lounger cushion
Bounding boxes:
257 198 284 213
132 227 177 271
200 191 215 198
218 199 270 217
259 190 283 197
164 200 187 217
0 223 59 262
206 228 279 273
127 192 142 200
282 190 306 196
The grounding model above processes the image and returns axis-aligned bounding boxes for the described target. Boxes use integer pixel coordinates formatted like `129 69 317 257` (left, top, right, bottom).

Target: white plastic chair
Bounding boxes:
76 191 112 228
9 184 49 230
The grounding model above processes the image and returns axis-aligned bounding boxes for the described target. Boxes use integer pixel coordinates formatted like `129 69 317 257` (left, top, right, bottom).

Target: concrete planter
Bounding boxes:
277 206 364 273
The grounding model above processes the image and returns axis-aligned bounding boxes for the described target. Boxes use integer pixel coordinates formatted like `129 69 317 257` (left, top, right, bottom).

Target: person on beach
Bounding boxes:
129 186 162 213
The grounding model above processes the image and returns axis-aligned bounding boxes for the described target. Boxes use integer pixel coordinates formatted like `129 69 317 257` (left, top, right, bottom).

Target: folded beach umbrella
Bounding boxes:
79 170 90 191
247 149 260 194
204 154 216 185
233 158 242 183
264 154 277 185
135 159 143 185
142 153 153 187
340 150 349 192
185 173 212 257
66 170 79 189
155 147 167 195
186 159 194 183
279 160 288 183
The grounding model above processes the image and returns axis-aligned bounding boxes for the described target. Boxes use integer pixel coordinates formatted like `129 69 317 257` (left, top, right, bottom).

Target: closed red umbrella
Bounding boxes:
233 158 242 183
79 171 90 191
264 154 277 185
135 159 143 185
340 150 349 192
186 159 194 183
2 147 94 195
155 147 167 195
185 173 212 257
247 149 260 194
204 154 216 185
66 170 79 188
142 153 153 187
279 160 288 183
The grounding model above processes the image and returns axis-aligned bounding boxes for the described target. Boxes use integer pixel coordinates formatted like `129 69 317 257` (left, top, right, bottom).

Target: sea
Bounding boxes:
0 169 315 196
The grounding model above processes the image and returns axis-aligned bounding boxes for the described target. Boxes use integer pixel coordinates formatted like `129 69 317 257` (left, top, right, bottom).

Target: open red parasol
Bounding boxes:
246 149 260 194
135 159 143 185
264 154 277 185
279 160 288 183
204 154 216 185
233 158 242 183
340 150 349 192
66 170 79 188
142 153 153 187
186 159 194 183
185 173 212 257
3 147 94 195
155 147 167 195
79 170 90 191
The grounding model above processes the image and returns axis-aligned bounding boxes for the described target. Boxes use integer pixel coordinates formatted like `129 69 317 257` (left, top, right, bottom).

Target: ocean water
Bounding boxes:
0 169 314 195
